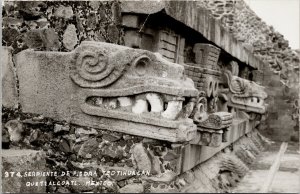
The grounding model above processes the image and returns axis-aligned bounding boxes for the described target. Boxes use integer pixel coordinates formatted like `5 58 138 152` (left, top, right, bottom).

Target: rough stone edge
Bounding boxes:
2 46 19 109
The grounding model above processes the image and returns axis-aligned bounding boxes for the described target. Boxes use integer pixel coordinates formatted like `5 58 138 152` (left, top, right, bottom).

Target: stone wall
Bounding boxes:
197 0 300 141
2 1 179 193
2 1 123 53
2 108 183 193
2 1 271 193
197 0 299 76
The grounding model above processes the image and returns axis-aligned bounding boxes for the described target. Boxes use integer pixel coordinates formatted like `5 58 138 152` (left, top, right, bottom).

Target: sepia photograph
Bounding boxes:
1 0 299 193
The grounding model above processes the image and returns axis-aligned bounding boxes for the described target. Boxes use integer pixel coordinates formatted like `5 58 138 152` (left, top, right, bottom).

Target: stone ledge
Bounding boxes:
121 1 266 69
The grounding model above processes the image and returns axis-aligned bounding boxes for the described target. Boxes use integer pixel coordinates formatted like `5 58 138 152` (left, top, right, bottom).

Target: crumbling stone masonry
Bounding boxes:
1 1 277 193
197 0 300 141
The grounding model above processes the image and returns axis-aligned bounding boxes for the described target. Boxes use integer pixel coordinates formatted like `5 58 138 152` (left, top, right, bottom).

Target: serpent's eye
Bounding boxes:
132 55 150 76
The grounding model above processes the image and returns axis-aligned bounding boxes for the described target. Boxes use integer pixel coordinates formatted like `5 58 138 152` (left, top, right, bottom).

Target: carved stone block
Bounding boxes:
209 132 223 147
193 43 221 68
222 129 230 142
182 118 252 172
197 112 233 130
15 41 199 143
122 14 140 28
124 30 141 48
184 63 221 98
190 129 223 147
221 63 268 114
157 30 185 64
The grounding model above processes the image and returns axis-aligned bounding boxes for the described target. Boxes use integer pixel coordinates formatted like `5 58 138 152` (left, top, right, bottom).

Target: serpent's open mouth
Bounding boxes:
230 95 266 113
232 95 265 106
85 92 195 121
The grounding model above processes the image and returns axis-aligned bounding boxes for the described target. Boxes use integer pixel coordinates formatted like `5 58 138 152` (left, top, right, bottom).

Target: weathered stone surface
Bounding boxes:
193 43 221 66
77 138 99 158
121 1 265 69
2 150 47 193
3 1 124 53
0 2 279 193
223 61 268 114
102 133 122 142
15 48 73 121
182 120 254 172
54 124 70 133
132 143 152 171
143 171 177 183
196 0 299 142
107 24 120 44
151 155 161 175
101 143 124 159
2 47 18 108
59 138 71 153
122 15 139 28
24 28 60 51
119 183 144 193
3 27 20 46
16 1 46 19
54 5 74 19
63 24 78 50
163 151 178 161
181 171 195 184
209 133 223 147
89 1 101 10
15 41 198 142
86 12 98 30
2 17 23 29
5 120 24 143
75 127 98 136
197 112 233 130
178 133 264 193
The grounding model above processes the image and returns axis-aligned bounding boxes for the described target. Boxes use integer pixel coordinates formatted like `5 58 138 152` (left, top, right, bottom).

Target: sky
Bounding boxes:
244 0 300 49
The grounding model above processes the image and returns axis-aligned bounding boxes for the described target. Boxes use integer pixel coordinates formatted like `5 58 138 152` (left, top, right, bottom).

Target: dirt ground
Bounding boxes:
232 141 300 193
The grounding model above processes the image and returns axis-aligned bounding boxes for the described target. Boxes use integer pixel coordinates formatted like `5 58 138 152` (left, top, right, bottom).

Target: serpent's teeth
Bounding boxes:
95 97 103 106
162 101 183 120
253 97 258 103
118 97 132 107
108 99 118 109
132 99 148 114
146 93 163 113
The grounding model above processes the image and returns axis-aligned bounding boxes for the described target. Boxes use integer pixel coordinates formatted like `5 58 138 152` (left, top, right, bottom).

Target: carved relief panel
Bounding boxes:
184 43 233 147
220 60 268 119
71 42 200 142
122 14 185 64
156 30 185 64
17 41 199 143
